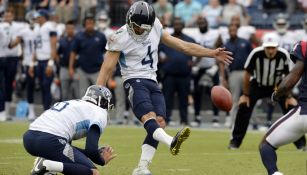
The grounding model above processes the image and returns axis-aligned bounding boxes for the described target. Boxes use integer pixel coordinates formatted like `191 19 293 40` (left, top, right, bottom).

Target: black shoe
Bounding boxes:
228 143 239 150
170 127 191 155
30 157 48 175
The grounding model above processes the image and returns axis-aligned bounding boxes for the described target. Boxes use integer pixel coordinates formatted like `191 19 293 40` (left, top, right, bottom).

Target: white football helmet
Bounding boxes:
96 10 110 32
273 13 289 35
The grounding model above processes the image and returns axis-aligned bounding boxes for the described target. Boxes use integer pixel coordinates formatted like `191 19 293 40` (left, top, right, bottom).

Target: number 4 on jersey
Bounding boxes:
142 45 153 68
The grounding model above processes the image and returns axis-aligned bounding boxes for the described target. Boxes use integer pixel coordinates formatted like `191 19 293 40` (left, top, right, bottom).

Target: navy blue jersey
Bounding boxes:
291 41 307 113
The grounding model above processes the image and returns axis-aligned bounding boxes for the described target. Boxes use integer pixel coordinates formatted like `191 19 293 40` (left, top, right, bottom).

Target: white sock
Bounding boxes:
138 144 156 167
43 160 64 172
153 128 173 147
28 104 36 119
4 102 10 117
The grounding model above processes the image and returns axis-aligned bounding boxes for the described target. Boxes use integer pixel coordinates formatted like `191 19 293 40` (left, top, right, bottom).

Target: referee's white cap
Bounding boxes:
262 33 279 47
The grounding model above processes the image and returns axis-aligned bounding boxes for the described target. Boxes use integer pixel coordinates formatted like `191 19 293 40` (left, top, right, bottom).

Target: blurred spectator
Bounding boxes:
58 20 79 100
190 17 220 127
30 9 58 110
0 0 7 16
216 15 259 47
69 15 107 97
220 0 250 26
236 0 253 8
220 24 253 128
201 0 222 28
79 0 97 23
153 0 173 27
299 0 307 12
7 0 25 21
1 8 23 120
262 0 286 13
160 18 195 125
285 0 297 14
27 0 50 10
50 0 74 23
174 0 202 27
109 0 133 27
195 0 209 6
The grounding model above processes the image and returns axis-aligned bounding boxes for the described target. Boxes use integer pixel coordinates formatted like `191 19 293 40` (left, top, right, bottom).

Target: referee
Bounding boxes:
228 33 306 150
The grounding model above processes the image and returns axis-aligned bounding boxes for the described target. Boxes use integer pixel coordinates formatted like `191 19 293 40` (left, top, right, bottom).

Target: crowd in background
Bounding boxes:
1 0 307 130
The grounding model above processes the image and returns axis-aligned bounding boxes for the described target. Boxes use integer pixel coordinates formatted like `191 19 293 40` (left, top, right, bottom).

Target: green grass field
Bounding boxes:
0 122 306 175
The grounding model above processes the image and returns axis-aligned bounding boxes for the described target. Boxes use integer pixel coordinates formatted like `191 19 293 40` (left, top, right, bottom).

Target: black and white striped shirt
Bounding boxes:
244 46 290 87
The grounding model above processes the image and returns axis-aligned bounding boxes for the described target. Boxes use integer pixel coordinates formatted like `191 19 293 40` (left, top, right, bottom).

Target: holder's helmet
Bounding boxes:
126 1 155 42
82 85 113 110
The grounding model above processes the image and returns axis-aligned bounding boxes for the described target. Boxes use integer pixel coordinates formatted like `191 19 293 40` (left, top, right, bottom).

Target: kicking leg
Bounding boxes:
259 141 278 175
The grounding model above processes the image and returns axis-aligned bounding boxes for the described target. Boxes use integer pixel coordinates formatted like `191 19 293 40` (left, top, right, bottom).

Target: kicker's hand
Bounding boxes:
214 48 233 65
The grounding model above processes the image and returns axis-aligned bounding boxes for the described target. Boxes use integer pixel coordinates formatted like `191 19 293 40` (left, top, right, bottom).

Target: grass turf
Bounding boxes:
0 121 306 175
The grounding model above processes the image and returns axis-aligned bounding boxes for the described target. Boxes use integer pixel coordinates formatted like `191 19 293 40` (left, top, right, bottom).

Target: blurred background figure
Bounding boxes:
1 8 23 120
50 0 74 24
153 0 173 27
160 17 195 126
69 15 107 97
201 0 222 29
174 0 202 27
220 0 250 26
31 9 57 110
9 10 37 120
58 20 79 101
220 23 253 128
190 17 220 127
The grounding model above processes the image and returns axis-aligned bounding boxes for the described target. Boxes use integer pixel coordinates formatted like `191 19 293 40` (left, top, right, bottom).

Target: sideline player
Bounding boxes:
96 1 233 174
23 85 116 175
259 41 307 175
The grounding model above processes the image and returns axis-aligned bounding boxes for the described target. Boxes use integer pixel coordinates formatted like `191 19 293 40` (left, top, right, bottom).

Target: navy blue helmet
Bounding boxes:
126 1 155 42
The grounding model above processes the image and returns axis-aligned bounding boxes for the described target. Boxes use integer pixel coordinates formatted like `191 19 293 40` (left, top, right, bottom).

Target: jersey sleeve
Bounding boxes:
89 108 108 134
106 27 126 51
153 18 163 38
48 22 57 37
291 41 307 65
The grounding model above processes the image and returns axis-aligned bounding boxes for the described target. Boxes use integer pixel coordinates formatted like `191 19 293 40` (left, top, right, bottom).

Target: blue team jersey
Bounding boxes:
291 41 307 114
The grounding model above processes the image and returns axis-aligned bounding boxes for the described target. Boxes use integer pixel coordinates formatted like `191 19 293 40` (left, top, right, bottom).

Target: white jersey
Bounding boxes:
294 29 307 42
3 21 23 57
29 100 108 142
0 22 11 58
106 18 162 82
34 21 57 60
192 29 219 68
16 24 36 66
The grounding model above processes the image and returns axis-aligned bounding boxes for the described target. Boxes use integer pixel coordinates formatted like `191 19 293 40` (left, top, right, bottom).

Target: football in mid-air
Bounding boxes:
211 85 233 112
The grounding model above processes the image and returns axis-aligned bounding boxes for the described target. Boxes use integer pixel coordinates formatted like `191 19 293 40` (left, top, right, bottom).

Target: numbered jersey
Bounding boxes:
34 21 57 60
106 18 163 82
271 31 297 52
16 24 36 66
29 100 108 142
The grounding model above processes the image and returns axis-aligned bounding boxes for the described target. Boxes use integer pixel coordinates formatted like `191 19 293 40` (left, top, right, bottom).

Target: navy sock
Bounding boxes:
143 119 160 148
63 163 93 175
259 142 278 175
143 134 159 149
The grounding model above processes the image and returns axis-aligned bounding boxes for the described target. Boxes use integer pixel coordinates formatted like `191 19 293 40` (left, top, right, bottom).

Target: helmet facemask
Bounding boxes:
127 15 152 42
126 1 155 42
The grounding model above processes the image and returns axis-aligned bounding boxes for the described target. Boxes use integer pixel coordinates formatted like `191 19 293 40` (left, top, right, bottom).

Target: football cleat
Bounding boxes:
132 167 152 175
272 172 283 175
170 127 191 155
30 157 48 175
